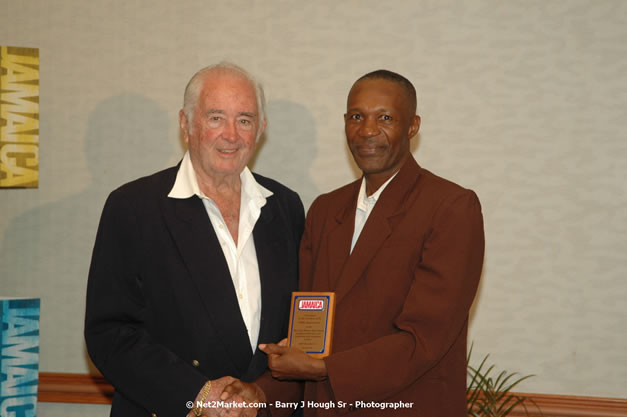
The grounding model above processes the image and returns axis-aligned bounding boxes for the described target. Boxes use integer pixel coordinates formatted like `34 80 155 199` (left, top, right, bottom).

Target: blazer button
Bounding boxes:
192 360 200 367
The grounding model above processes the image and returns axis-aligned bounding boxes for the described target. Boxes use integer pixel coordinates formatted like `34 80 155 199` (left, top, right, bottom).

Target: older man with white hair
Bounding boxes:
85 63 304 417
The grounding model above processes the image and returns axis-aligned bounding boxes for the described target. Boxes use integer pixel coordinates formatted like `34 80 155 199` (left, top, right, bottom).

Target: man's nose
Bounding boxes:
222 119 238 141
359 117 379 137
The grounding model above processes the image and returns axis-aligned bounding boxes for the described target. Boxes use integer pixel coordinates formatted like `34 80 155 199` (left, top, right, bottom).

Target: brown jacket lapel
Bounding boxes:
324 182 359 292
333 157 422 304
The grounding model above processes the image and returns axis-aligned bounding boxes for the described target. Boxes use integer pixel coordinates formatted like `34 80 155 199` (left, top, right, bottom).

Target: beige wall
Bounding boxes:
1 1 626 415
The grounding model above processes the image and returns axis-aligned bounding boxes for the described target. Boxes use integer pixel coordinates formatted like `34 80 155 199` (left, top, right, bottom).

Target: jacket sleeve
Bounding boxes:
324 190 485 403
84 189 206 416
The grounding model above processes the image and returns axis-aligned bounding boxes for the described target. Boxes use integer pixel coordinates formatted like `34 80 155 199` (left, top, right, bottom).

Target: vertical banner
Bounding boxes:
0 297 40 416
0 46 40 188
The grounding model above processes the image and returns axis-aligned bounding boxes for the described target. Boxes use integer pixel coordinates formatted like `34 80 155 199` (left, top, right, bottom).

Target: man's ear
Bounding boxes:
408 115 421 139
258 119 267 139
179 109 190 143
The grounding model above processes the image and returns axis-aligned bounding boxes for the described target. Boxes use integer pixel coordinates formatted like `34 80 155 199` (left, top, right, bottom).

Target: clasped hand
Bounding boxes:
195 339 327 416
191 376 263 417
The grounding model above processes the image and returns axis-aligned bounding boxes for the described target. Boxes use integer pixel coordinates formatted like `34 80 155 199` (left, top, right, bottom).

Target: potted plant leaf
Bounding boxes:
467 345 537 417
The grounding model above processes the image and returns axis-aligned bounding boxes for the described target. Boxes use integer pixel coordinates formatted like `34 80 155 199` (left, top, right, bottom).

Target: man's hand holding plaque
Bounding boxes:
258 292 335 381
259 339 328 381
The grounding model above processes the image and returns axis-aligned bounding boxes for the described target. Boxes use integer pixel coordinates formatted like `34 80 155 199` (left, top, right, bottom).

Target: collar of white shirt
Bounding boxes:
355 170 399 213
168 151 273 203
351 171 399 253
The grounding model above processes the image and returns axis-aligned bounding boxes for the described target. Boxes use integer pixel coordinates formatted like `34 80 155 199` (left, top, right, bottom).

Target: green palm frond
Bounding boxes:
467 343 537 417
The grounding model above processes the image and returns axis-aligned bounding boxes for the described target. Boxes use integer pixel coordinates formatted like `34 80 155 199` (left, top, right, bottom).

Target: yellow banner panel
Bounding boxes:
1 46 40 188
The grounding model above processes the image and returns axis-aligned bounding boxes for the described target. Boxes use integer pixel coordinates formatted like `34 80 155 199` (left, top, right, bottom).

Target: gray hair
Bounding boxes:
182 62 266 138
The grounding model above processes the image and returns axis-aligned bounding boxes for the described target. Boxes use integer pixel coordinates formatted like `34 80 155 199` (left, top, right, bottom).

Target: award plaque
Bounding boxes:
287 292 335 358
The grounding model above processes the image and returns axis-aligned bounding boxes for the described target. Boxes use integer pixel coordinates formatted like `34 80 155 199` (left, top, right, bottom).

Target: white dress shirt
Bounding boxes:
351 172 398 253
168 152 272 351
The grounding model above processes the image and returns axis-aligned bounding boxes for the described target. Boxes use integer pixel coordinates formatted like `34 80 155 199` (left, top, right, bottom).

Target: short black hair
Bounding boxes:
353 69 417 114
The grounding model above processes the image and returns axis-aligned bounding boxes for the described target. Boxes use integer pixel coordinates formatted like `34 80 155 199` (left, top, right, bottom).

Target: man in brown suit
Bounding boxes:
225 70 485 416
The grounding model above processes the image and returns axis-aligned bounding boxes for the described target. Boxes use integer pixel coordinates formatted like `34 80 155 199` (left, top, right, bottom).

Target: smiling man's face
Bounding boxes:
344 78 420 183
180 69 263 182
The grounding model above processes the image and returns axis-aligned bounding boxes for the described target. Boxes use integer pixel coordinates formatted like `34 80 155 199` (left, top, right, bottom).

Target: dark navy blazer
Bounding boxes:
85 165 304 417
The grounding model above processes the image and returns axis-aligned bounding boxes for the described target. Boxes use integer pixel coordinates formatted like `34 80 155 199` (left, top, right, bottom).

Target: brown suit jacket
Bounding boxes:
260 156 484 417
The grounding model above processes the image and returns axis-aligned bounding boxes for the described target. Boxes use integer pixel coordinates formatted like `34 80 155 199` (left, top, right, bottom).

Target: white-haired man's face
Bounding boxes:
179 70 265 182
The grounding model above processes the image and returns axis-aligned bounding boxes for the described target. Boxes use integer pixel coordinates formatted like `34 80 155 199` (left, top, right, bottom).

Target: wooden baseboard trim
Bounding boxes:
509 392 627 417
39 372 114 404
38 373 627 416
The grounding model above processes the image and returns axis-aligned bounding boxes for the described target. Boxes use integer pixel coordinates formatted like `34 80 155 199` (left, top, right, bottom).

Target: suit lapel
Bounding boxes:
253 202 281 344
334 157 422 304
161 194 253 374
325 182 359 292
334 207 392 304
